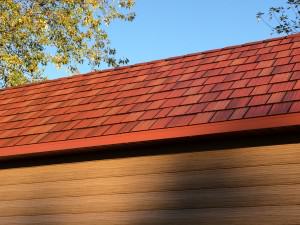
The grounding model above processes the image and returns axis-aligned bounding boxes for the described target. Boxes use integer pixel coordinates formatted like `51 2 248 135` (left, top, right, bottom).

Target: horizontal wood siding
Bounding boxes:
0 143 300 224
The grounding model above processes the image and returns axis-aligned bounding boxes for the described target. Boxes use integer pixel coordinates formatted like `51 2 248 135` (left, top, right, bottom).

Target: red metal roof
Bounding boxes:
2 34 300 158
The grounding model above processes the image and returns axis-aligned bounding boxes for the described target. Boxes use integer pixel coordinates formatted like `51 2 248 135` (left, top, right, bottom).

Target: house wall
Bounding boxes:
0 140 300 225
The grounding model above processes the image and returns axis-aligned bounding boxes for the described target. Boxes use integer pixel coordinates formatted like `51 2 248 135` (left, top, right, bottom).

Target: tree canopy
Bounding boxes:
257 0 300 35
0 0 135 87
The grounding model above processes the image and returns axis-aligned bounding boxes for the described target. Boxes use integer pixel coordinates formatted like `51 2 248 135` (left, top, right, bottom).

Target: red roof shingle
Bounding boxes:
2 34 300 158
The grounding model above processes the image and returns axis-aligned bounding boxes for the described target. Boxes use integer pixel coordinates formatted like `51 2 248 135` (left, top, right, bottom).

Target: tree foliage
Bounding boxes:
257 0 300 35
0 0 135 87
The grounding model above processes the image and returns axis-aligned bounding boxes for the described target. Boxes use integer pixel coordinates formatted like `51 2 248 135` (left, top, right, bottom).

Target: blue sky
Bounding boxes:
46 0 287 79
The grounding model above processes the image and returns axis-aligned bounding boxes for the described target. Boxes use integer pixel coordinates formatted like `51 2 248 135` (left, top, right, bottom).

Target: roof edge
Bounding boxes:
0 33 296 94
1 112 300 159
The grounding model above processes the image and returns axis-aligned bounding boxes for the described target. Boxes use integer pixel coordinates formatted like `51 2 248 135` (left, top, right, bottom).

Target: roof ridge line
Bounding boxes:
0 33 298 93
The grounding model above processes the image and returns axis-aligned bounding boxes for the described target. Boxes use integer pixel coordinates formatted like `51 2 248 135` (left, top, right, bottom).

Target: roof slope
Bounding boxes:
2 34 300 158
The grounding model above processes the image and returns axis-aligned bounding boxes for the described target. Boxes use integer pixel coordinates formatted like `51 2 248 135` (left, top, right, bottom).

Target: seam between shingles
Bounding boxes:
0 59 298 121
0 100 299 145
0 36 298 102
0 84 298 133
0 47 297 105
1 111 300 156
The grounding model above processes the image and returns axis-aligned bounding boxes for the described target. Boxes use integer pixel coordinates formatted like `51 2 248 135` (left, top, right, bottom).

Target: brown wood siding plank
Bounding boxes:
0 206 300 225
1 163 300 201
1 143 300 224
0 184 299 217
0 143 300 186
